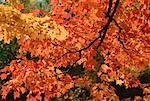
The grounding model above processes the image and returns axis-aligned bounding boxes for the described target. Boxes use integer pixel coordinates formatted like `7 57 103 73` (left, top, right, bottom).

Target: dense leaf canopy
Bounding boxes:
0 0 149 100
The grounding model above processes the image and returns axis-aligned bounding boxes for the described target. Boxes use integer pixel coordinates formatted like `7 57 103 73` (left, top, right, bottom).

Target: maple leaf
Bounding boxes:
30 9 41 15
0 73 7 80
17 4 24 10
1 86 10 99
143 87 150 94
14 91 20 100
116 79 124 86
1 0 149 100
20 87 26 94
0 66 9 72
50 0 58 5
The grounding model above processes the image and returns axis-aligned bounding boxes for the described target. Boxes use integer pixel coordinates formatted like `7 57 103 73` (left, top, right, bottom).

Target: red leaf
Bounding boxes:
17 4 24 10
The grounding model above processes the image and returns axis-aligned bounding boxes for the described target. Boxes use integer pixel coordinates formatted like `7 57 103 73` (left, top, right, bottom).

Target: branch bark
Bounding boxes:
54 0 120 77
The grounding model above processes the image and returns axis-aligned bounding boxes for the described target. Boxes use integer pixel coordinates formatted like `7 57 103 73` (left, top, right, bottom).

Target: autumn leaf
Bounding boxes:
116 79 124 86
77 58 87 65
30 9 41 15
65 83 74 89
0 66 9 72
20 87 26 94
50 0 58 5
35 93 42 101
0 0 149 100
14 91 20 99
17 4 24 10
0 73 7 80
1 86 10 99
143 87 150 94
101 64 111 73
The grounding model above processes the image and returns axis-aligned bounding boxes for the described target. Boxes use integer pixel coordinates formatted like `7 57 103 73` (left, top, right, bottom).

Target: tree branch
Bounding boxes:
53 0 120 78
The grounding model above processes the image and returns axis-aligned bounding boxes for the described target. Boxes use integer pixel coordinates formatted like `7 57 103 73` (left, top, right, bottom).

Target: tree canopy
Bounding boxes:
0 0 149 100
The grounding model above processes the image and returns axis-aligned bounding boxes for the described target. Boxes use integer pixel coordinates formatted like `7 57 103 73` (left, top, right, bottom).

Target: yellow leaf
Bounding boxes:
116 80 124 86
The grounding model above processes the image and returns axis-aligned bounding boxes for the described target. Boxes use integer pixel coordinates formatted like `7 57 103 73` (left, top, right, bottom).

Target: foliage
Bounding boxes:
0 0 150 100
0 37 20 68
138 66 150 84
0 37 20 100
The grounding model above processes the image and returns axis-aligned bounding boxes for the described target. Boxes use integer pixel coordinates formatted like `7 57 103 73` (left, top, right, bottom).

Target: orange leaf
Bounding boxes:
77 58 87 65
0 66 9 72
17 4 24 10
20 87 26 94
65 83 74 89
35 93 42 101
50 0 58 5
0 73 7 80
1 86 9 99
14 91 20 99
30 9 41 15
